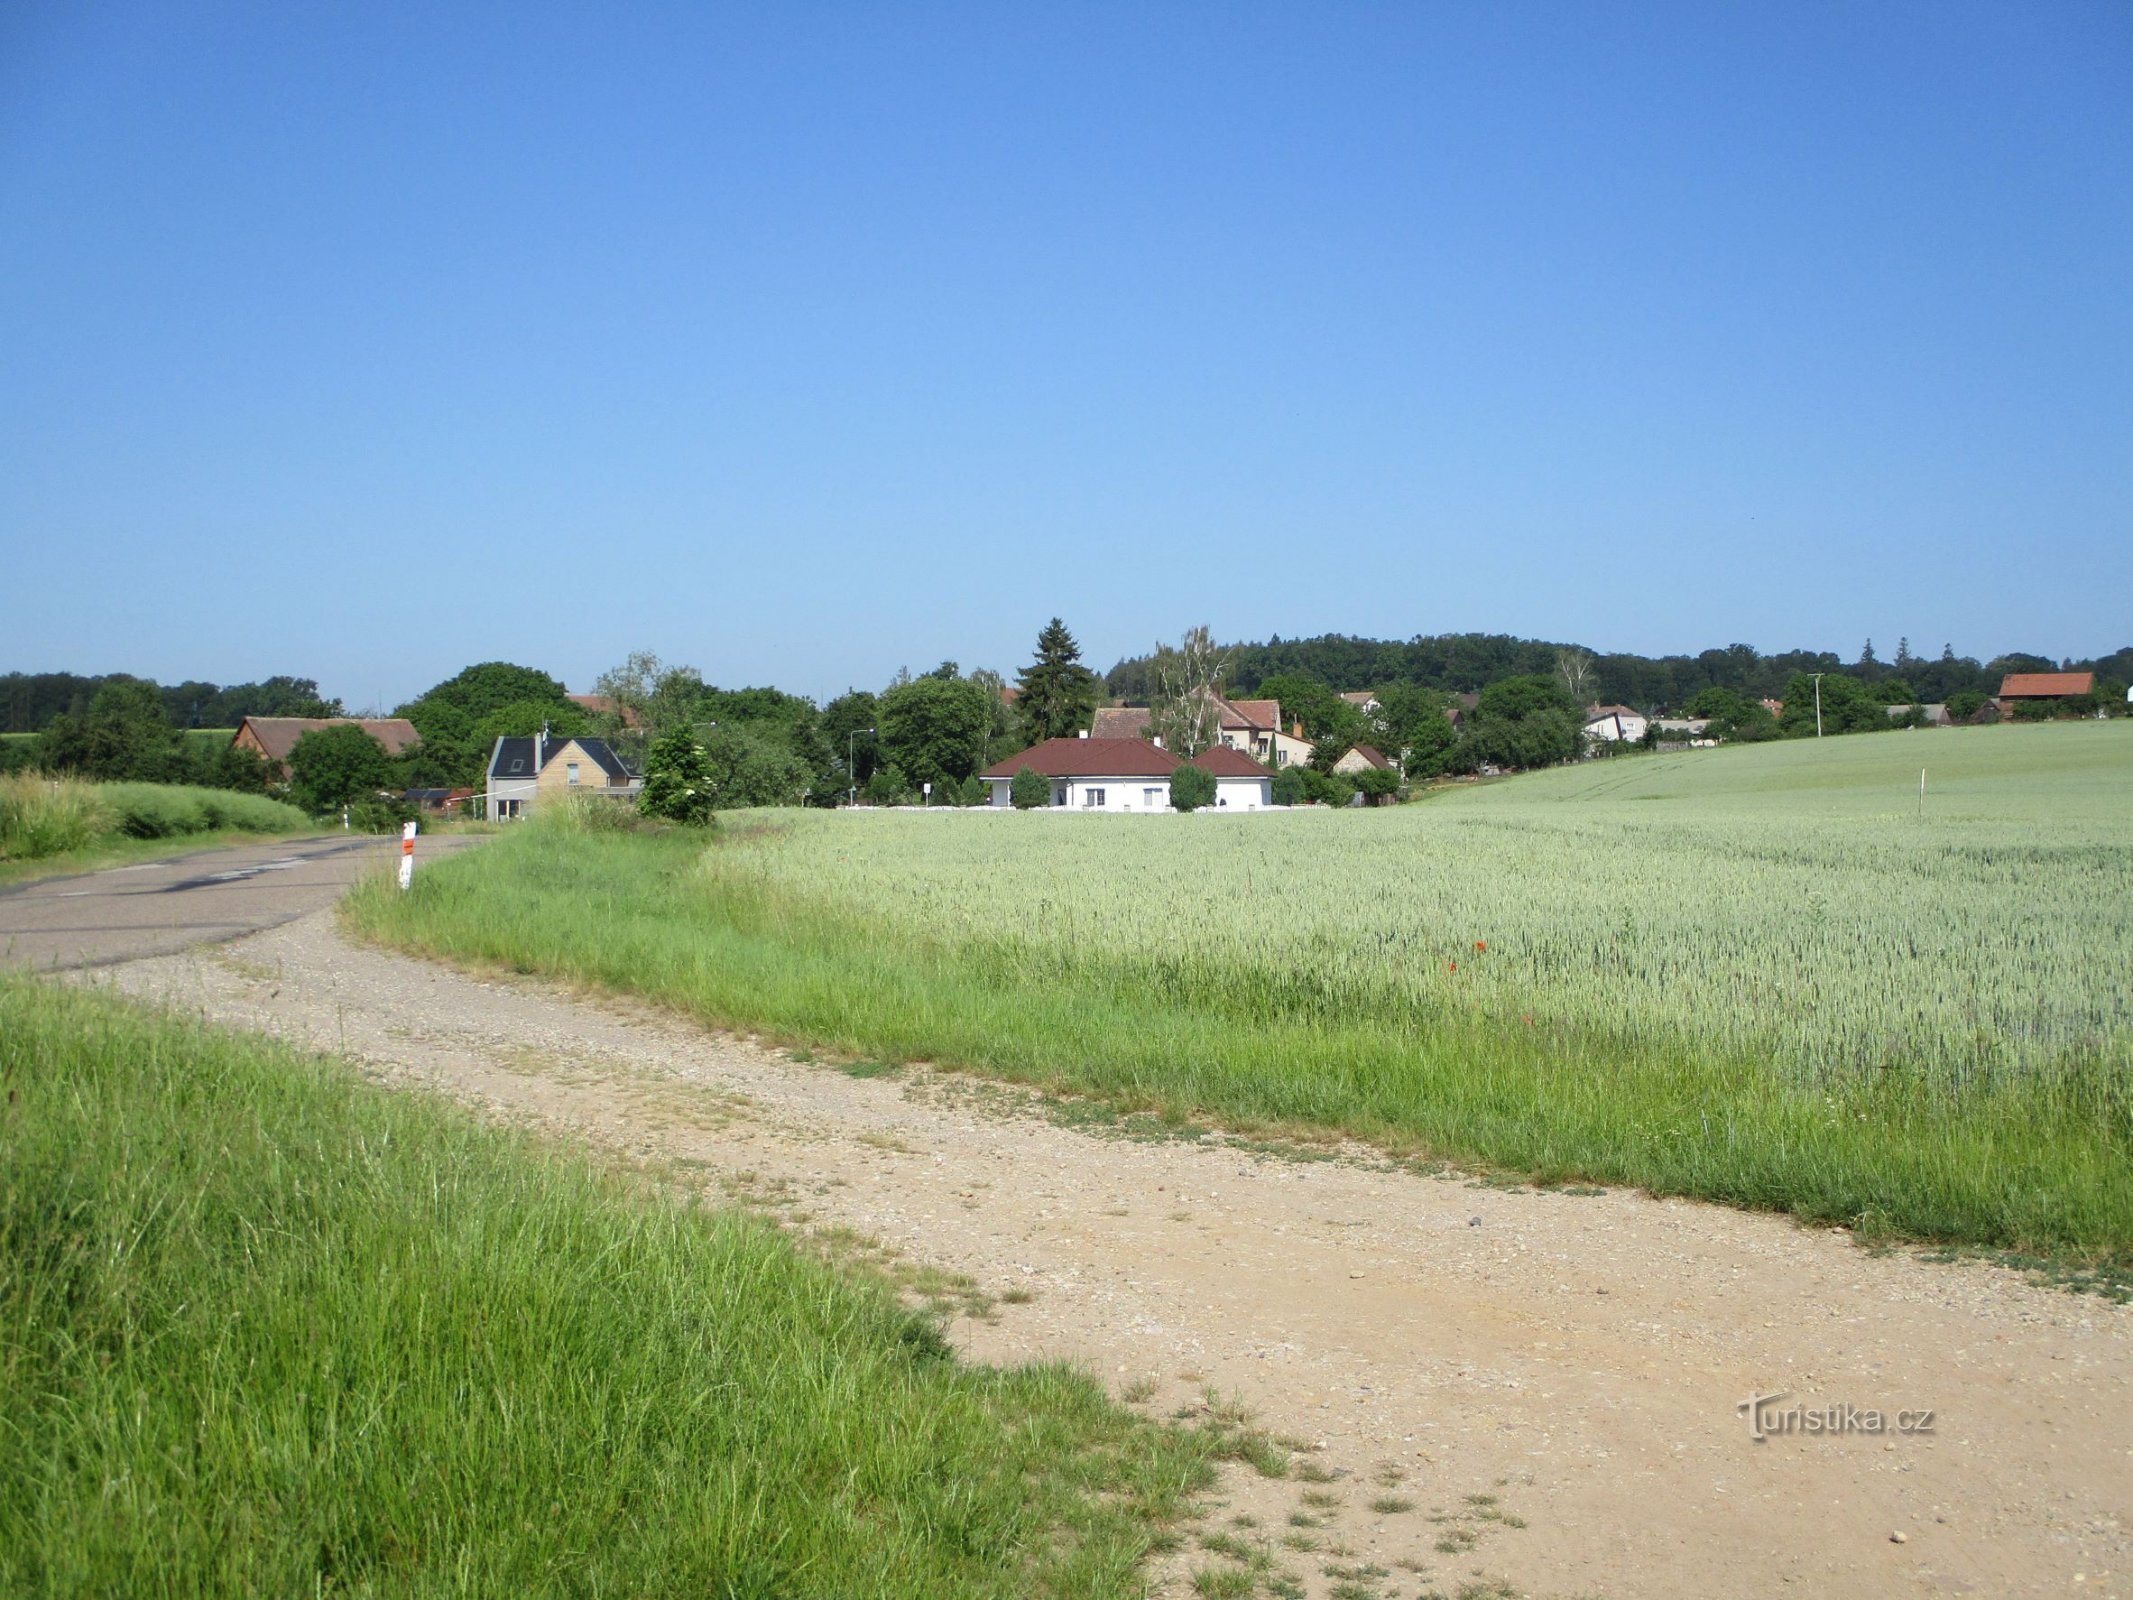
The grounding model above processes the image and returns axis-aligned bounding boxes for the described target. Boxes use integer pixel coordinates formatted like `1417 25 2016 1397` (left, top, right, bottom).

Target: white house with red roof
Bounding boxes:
981 737 1275 810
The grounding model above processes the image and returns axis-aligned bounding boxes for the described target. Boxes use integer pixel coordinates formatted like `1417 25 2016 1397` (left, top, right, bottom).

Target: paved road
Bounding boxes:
0 831 484 972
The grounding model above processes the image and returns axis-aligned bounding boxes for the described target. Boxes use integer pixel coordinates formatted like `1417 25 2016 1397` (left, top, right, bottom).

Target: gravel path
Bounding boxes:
86 910 2130 1600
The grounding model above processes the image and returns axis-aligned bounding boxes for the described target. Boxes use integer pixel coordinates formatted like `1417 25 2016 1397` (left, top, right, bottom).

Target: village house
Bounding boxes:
486 732 638 820
1089 694 1313 767
981 736 1275 810
1191 743 1277 808
1582 705 1649 743
230 715 419 778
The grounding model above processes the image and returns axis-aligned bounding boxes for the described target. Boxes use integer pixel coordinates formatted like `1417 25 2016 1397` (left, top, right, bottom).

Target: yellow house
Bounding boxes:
485 733 638 820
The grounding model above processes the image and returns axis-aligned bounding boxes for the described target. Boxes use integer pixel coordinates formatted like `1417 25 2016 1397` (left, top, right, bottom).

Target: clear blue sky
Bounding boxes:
3 2 2127 709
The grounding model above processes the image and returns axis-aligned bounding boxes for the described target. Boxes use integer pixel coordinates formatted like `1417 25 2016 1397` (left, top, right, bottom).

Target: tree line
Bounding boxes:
1104 632 2133 713
1 672 340 735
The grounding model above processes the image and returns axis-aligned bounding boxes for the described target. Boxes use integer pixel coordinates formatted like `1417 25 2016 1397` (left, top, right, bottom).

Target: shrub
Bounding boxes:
1009 767 1049 810
1169 763 1216 812
1352 767 1403 803
101 784 309 839
638 730 715 825
1269 766 1306 806
862 765 911 807
0 772 116 859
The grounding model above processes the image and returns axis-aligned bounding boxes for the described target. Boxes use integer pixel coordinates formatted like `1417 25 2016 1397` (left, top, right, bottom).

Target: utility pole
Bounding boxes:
1811 674 1825 738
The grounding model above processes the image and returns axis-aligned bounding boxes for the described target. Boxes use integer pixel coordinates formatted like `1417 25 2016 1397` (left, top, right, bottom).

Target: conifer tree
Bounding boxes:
1014 618 1100 742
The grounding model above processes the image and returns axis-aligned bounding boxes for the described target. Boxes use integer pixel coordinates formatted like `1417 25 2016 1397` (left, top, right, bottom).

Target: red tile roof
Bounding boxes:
981 737 1185 780
1222 697 1281 730
1090 706 1153 739
568 693 642 728
1998 672 2094 698
1191 745 1271 778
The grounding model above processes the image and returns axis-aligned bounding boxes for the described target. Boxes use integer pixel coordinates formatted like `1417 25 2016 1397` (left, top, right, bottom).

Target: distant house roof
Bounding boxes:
567 693 642 728
1998 672 2093 699
981 737 1184 780
1342 744 1394 770
1222 697 1281 731
487 734 634 782
233 716 419 764
1340 691 1378 707
1585 704 1641 719
1192 744 1271 778
1090 706 1154 739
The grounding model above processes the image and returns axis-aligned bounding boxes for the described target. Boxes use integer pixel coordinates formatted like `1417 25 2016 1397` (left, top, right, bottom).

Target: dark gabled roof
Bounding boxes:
1342 744 1394 770
1192 745 1271 778
981 737 1184 780
487 735 634 782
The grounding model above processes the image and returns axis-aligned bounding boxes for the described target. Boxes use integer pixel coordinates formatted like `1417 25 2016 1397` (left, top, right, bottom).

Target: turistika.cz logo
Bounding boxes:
1738 1391 1937 1441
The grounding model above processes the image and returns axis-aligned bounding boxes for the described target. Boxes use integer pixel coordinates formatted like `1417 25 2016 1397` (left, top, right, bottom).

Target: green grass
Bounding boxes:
346 723 2133 1266
0 976 1223 1596
0 772 315 881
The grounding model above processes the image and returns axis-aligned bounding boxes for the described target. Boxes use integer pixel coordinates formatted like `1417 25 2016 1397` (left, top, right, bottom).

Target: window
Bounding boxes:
1052 784 1066 807
1145 787 1162 808
1084 788 1106 808
566 762 581 786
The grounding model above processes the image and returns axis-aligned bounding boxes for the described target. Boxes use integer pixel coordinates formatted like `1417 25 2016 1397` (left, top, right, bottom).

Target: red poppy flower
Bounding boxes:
1475 940 1487 952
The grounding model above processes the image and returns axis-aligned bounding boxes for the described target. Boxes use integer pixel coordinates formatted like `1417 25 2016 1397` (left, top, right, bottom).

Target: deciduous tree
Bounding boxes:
1147 625 1230 757
287 724 396 814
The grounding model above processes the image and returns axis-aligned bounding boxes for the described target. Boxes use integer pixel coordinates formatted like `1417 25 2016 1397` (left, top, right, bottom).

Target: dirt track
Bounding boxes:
74 906 2132 1600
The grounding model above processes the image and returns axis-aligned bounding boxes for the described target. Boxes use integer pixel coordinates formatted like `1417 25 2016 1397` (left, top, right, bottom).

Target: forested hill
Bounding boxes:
1103 633 2133 711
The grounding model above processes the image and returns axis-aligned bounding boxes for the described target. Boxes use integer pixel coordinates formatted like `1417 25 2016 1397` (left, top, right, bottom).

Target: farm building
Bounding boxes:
1582 705 1649 743
486 733 638 820
231 716 419 778
1996 672 2095 708
1331 744 1395 776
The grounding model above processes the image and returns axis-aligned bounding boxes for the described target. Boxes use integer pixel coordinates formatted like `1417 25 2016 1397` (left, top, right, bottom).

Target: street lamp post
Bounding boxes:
848 727 876 807
1811 674 1825 738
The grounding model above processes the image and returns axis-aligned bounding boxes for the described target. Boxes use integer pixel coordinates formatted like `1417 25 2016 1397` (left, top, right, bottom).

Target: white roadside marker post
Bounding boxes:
398 819 417 891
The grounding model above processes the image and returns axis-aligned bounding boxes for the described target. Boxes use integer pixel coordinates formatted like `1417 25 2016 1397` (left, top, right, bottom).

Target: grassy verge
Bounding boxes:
0 975 1225 1596
0 772 317 882
347 822 2130 1269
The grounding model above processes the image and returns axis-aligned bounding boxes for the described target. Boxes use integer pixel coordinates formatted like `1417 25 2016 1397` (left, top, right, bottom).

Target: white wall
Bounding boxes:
984 776 1171 810
488 777 537 820
1211 776 1272 810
